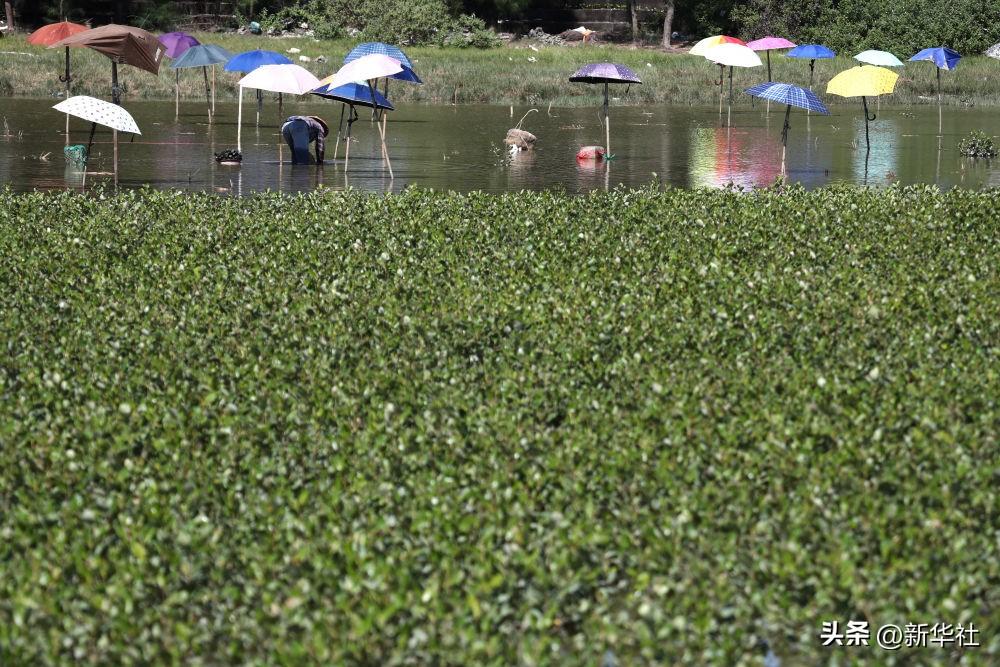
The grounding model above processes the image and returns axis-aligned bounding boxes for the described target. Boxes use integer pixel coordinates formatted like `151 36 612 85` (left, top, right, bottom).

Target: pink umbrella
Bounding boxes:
747 36 796 82
747 36 796 113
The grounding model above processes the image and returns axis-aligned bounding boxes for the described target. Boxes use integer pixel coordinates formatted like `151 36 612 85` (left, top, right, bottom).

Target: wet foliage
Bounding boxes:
1 185 998 664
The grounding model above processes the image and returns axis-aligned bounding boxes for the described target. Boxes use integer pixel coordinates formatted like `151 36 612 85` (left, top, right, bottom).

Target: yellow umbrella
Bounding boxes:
826 65 899 151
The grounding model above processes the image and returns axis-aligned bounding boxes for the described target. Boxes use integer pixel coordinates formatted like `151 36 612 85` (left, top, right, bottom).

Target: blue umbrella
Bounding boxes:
746 82 829 172
171 44 234 120
224 49 292 72
786 44 836 89
910 46 961 70
311 81 395 166
910 47 961 133
224 50 294 126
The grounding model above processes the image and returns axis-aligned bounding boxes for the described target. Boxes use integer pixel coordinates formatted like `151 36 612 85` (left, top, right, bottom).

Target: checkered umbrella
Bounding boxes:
745 82 828 174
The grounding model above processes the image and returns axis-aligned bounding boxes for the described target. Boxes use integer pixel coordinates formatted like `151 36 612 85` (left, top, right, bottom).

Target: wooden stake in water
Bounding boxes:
211 65 216 115
237 85 243 152
780 103 792 176
937 67 942 136
727 66 734 128
202 66 212 123
175 69 179 119
62 46 72 142
603 82 611 156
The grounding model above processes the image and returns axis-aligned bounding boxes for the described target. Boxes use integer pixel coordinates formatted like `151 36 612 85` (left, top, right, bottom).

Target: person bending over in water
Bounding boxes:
281 115 329 164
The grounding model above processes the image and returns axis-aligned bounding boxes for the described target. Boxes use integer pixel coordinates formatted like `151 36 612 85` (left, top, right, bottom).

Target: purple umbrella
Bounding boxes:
160 32 200 119
569 63 641 156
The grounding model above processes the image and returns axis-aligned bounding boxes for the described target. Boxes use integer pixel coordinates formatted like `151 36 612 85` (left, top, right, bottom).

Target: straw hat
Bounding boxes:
308 116 330 137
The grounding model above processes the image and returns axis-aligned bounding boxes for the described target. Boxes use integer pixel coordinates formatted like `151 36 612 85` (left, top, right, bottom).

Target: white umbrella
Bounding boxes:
54 95 141 184
704 44 763 126
236 64 321 153
322 54 403 91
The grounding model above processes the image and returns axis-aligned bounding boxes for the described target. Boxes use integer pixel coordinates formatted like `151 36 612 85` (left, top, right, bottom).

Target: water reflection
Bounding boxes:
2 99 999 193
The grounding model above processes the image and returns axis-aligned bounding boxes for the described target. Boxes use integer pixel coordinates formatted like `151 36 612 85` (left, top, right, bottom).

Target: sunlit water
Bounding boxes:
2 97 999 193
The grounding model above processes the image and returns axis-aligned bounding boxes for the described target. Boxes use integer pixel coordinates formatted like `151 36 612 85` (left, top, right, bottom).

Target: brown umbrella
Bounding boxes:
52 24 164 103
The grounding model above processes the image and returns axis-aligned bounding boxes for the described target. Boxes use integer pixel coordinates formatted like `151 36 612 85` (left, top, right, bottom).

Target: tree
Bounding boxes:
662 0 675 47
5 1 15 30
627 0 639 43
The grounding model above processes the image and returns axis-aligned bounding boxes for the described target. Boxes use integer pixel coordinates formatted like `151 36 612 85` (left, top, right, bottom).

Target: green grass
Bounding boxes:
3 32 1000 107
1 185 998 664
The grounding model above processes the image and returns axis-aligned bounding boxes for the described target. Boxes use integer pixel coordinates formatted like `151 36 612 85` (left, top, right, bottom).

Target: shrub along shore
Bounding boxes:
1 186 998 664
3 33 1000 107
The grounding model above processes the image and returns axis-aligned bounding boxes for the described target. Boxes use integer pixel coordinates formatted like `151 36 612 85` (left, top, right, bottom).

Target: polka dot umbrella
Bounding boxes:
54 95 141 184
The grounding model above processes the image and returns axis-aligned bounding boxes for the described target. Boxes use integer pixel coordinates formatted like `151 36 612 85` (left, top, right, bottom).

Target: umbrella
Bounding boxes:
322 54 404 91
690 35 746 56
747 36 796 82
160 32 201 118
703 44 762 127
159 32 199 58
52 25 165 92
311 82 394 168
27 21 89 137
826 65 899 151
786 44 836 89
745 82 829 174
225 50 294 125
746 36 796 113
344 42 414 68
569 62 641 157
54 95 140 184
909 47 961 134
171 44 233 122
236 64 321 152
854 50 904 67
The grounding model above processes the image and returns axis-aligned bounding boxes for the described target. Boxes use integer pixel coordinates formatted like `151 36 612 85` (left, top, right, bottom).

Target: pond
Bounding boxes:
2 97 999 193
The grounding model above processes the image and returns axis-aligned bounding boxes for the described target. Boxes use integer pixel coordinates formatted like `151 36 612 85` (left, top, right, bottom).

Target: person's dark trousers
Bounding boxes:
282 119 311 164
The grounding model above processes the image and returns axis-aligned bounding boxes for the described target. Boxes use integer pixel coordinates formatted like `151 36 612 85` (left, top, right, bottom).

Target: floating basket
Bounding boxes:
64 144 88 166
214 149 243 164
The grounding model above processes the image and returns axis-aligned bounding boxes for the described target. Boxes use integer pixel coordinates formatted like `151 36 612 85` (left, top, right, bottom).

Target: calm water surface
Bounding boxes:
2 97 999 193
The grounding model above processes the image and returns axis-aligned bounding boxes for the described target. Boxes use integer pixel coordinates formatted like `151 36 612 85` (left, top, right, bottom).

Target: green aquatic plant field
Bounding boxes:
1 186 998 665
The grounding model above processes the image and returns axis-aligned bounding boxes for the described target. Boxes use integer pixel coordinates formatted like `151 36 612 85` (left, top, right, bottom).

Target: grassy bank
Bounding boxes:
3 32 1000 107
1 186 998 664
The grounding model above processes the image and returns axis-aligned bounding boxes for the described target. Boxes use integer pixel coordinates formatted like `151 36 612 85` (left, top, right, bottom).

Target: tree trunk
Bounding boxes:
4 1 14 31
627 1 639 44
662 1 675 48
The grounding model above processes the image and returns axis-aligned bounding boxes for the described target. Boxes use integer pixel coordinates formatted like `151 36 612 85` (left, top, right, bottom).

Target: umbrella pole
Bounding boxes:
718 64 724 116
766 51 771 114
237 85 243 152
781 103 791 176
380 112 393 179
602 82 611 154
862 95 871 151
727 66 733 128
111 62 120 105
85 121 96 164
807 60 815 115
203 66 212 123
64 47 71 141
175 69 179 120
279 92 283 115
212 65 216 115
345 105 355 171
256 89 261 127
334 103 345 161
113 130 118 186
937 67 942 135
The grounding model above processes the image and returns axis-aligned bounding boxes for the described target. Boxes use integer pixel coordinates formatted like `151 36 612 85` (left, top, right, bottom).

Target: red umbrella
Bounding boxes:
28 21 90 136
